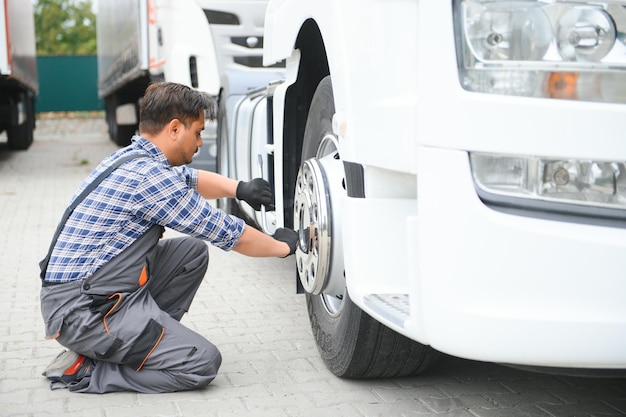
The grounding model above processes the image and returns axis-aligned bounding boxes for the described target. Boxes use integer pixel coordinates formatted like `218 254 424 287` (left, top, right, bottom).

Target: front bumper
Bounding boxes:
344 146 626 369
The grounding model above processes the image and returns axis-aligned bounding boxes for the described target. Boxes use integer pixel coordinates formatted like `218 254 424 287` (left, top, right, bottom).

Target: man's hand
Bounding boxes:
236 178 273 211
273 228 298 257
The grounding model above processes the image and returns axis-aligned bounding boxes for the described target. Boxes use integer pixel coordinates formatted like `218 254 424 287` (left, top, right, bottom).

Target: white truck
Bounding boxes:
192 0 282 171
218 0 626 377
96 0 276 173
0 0 38 150
97 0 221 147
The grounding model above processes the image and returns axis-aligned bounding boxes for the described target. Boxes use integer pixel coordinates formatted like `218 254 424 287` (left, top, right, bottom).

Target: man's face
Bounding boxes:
173 112 205 166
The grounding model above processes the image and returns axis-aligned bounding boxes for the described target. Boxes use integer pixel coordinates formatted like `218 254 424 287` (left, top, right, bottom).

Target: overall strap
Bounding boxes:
39 153 147 279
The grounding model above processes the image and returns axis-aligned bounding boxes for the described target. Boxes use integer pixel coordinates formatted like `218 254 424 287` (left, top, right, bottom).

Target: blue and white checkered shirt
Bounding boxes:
44 136 245 283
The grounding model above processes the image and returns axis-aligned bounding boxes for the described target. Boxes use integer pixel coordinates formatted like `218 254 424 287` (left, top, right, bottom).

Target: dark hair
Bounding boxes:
138 82 217 136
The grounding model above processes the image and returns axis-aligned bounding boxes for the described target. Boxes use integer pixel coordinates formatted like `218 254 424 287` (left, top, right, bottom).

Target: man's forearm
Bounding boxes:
196 170 238 200
232 226 291 258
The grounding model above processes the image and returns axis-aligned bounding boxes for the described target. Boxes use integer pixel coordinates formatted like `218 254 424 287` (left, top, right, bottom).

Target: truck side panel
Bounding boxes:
1 0 38 92
1 2 9 75
0 0 37 151
97 0 147 99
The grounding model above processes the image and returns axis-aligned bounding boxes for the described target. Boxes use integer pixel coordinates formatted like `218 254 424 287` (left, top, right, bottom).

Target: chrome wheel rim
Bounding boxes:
295 134 346 315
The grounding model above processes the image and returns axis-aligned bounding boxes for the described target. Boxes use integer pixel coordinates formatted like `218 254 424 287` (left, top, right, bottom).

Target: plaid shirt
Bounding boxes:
44 136 245 283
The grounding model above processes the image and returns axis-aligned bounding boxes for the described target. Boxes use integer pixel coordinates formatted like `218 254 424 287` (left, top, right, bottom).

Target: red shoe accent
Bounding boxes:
63 355 86 376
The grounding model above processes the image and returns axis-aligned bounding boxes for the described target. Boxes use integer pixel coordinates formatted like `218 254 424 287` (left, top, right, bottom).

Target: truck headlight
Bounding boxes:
470 153 626 209
454 0 626 103
556 7 616 62
464 3 553 61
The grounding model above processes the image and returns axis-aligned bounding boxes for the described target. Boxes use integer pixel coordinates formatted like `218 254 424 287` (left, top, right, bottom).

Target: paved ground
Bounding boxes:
1 116 626 417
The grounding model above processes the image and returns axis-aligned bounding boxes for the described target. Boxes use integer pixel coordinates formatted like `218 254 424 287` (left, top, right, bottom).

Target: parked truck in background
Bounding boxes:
218 0 626 377
97 0 220 147
0 0 38 150
96 0 277 175
191 0 282 171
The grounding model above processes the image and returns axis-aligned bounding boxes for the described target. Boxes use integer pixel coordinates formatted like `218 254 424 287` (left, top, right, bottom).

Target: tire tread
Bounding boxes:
351 312 439 379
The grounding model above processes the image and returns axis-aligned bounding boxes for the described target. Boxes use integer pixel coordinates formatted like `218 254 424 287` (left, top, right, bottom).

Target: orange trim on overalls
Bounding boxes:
136 327 165 372
138 265 148 287
44 331 60 340
103 293 123 335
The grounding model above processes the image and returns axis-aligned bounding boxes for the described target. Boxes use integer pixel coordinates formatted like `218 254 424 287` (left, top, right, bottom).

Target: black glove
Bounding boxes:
273 228 298 257
236 178 273 211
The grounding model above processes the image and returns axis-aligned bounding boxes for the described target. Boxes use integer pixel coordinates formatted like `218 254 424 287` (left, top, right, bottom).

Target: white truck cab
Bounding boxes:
220 0 626 377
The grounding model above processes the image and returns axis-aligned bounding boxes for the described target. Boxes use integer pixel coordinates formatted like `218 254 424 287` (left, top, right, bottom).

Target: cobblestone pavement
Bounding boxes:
1 116 626 417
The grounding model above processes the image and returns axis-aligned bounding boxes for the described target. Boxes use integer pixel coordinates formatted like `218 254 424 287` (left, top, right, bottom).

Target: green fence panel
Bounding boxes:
36 55 104 112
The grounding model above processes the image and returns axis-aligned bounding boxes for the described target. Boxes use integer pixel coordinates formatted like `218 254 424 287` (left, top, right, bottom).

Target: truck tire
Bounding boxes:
105 96 136 147
300 76 438 378
114 125 136 147
308 292 438 378
7 94 34 150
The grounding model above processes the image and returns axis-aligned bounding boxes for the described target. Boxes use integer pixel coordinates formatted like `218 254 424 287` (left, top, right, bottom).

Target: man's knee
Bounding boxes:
178 343 222 390
180 237 209 272
199 345 222 379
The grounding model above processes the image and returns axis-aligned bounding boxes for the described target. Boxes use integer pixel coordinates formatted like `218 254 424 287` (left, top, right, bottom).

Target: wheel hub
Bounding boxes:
294 138 345 296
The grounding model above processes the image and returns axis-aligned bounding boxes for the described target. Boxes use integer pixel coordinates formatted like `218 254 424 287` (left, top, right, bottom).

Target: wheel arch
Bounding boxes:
281 18 331 228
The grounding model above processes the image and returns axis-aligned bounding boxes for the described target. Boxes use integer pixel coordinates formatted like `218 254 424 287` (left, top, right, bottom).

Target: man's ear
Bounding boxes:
168 119 181 140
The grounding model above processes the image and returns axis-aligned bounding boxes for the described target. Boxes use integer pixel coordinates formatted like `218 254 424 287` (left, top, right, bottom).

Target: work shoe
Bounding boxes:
42 350 94 388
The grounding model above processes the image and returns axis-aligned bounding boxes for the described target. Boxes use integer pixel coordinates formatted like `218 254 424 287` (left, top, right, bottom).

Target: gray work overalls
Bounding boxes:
40 224 221 393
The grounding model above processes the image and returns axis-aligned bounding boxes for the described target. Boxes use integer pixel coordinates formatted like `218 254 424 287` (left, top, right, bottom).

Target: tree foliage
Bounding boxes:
34 0 97 55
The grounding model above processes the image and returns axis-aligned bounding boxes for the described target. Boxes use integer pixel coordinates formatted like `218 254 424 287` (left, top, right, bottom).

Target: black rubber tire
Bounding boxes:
114 124 136 147
7 94 34 150
307 293 439 378
105 95 136 147
302 76 438 378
